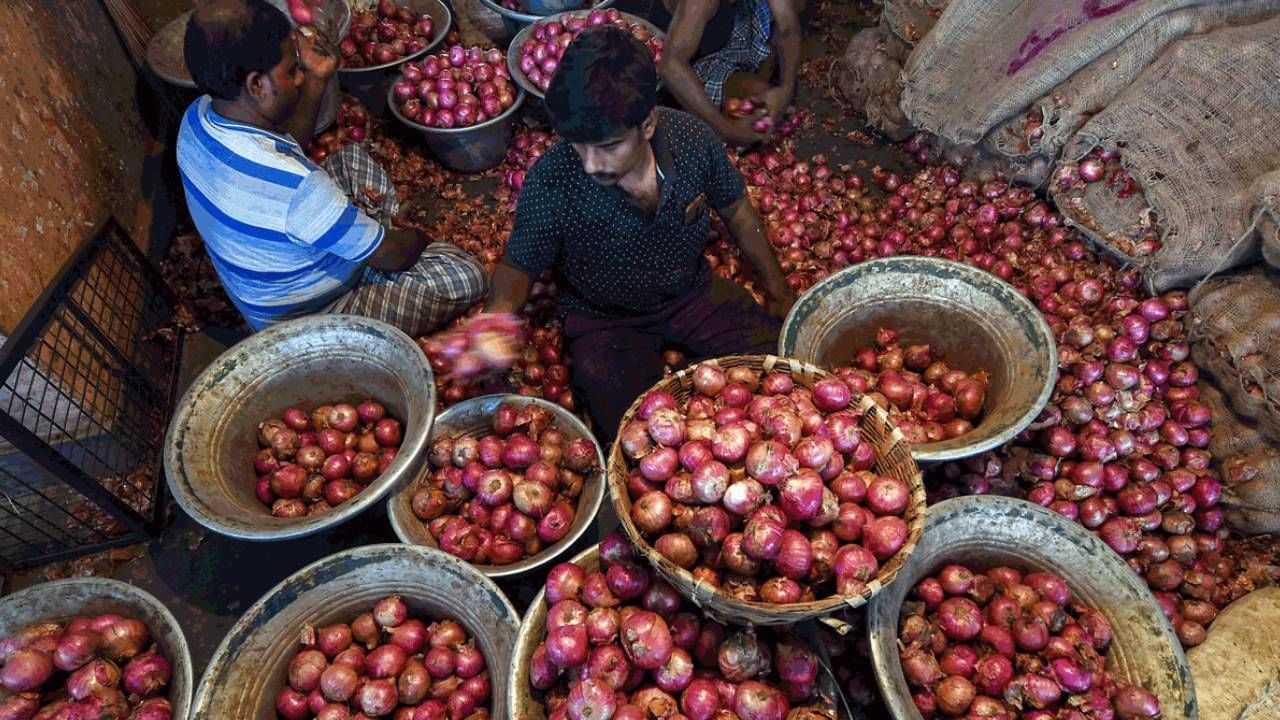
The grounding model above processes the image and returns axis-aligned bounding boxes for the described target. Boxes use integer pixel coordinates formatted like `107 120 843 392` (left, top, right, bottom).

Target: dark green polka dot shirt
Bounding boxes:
504 108 746 318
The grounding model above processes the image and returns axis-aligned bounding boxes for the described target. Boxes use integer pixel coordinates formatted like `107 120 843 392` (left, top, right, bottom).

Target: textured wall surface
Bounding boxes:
0 0 186 333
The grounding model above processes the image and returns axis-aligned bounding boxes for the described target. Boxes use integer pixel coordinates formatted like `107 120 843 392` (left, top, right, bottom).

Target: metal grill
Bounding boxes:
0 217 184 569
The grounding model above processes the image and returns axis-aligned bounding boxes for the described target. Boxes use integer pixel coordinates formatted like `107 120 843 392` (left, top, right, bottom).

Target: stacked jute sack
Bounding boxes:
838 0 1280 292
1188 268 1280 535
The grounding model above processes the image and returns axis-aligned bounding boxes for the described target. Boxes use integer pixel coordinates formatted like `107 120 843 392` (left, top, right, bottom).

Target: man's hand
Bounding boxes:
719 115 772 147
295 28 338 82
757 85 792 124
766 285 797 320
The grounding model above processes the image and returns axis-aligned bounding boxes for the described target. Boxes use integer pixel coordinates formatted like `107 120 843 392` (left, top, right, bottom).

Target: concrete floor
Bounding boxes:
12 0 908 684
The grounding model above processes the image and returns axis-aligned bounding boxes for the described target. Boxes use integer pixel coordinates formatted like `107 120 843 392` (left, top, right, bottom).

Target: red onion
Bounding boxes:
937 597 983 641
620 612 673 671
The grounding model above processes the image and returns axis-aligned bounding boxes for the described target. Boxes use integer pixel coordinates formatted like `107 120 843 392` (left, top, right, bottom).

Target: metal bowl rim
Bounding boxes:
505 8 665 99
864 495 1196 720
478 0 616 23
386 83 527 135
387 393 607 579
778 256 1058 464
191 543 521 717
0 577 195 717
163 314 435 541
336 0 453 74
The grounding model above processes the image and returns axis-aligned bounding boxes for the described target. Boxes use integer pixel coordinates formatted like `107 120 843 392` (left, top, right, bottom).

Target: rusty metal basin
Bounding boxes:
866 496 1197 720
387 394 606 579
0 578 193 718
191 543 520 719
164 314 436 541
778 257 1056 464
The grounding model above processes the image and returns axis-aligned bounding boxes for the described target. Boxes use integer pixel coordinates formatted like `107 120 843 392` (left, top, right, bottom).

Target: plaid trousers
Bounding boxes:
695 0 774 107
320 145 487 337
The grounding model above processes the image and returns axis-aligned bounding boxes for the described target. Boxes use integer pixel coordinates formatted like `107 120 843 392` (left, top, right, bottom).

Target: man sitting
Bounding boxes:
176 0 485 335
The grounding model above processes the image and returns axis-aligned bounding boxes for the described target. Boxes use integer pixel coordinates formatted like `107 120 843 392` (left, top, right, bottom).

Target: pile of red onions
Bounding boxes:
275 595 490 720
308 98 372 164
392 46 517 129
254 401 403 518
0 613 173 720
531 538 827 720
1051 147 1158 258
899 564 1161 720
516 10 664 92
511 318 577 411
620 362 914 604
720 100 806 136
500 129 556 197
338 0 437 68
412 401 595 565
831 326 988 444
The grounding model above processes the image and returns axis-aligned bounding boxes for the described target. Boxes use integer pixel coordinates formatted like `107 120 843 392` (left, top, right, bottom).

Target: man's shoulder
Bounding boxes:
656 107 718 144
524 140 581 190
177 97 313 182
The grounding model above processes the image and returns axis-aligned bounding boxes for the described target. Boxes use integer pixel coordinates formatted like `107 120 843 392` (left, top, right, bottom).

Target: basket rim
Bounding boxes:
606 354 927 624
387 393 606 578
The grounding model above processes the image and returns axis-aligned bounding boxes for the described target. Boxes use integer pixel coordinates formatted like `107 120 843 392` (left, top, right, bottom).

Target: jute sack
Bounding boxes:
985 0 1280 176
1200 381 1280 535
882 0 950 45
1054 17 1280 292
900 0 1207 147
1189 267 1280 443
836 18 912 140
1186 587 1280 720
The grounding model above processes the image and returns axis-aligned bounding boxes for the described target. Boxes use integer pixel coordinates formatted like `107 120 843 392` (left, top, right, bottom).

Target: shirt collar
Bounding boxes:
202 96 305 156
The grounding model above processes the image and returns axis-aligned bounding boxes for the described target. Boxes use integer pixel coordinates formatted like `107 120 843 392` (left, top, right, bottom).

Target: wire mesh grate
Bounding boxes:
0 218 184 570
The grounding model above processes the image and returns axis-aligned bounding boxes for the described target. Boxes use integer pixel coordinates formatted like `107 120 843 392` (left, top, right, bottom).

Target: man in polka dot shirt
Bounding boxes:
484 25 795 441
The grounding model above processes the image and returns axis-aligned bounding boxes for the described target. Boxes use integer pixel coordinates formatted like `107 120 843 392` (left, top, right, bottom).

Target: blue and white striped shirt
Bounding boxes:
176 96 384 330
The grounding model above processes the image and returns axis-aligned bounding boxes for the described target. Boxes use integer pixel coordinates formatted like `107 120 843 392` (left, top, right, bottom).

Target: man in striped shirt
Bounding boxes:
176 0 485 335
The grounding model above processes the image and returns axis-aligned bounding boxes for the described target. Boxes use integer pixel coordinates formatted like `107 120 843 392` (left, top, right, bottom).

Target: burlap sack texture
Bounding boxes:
1200 381 1280 535
836 18 913 141
882 0 950 45
900 0 1212 147
1189 267 1280 439
1054 17 1280 292
985 0 1280 180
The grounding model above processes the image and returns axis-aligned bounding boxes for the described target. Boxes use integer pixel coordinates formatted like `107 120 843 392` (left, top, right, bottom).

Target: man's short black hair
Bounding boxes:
185 0 293 101
544 25 658 144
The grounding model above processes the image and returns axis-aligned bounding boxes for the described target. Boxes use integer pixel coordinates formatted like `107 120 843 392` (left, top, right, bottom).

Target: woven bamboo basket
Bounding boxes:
508 546 846 720
606 354 927 627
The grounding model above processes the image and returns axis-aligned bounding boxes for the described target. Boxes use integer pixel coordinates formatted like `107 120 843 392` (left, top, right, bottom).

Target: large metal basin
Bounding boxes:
506 9 665 99
779 257 1056 464
388 82 526 172
477 0 615 40
164 314 435 541
337 0 452 114
387 394 606 578
866 496 1197 720
0 578 193 718
191 544 520 719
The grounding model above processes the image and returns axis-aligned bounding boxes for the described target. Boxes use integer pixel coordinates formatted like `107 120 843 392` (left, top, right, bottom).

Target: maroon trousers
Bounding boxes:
564 278 781 443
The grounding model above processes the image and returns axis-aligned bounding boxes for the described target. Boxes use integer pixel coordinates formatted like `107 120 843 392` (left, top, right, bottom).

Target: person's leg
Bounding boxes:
329 243 487 337
664 277 782 360
564 315 666 444
319 144 400 224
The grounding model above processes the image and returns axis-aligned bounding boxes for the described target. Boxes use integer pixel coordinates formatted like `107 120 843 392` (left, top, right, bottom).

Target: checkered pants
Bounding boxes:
320 145 488 337
695 0 774 107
